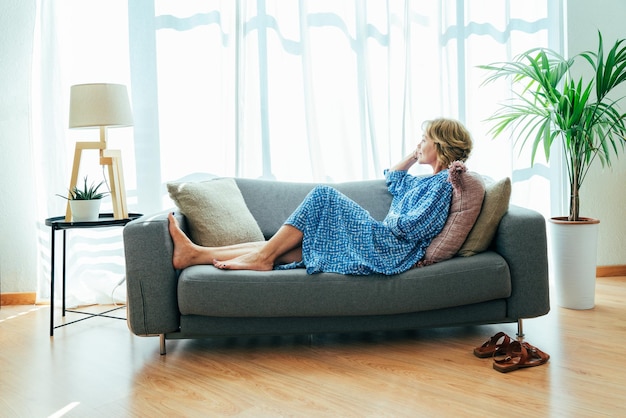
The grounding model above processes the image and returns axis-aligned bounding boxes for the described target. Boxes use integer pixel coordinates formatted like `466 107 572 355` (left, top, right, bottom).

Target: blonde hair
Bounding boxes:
423 118 473 168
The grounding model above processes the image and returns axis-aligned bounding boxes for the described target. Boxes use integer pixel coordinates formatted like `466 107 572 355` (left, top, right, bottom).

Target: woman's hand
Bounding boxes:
389 147 420 172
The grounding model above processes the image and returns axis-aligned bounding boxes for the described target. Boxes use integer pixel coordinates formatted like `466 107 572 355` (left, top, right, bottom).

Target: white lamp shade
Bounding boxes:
69 83 133 128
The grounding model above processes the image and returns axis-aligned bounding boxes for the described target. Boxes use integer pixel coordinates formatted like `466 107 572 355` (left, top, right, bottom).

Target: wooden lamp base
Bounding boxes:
65 128 128 221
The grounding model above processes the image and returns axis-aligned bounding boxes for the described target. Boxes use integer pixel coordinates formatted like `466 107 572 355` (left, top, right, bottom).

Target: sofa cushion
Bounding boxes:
458 177 511 257
177 252 511 317
420 163 485 266
167 178 265 246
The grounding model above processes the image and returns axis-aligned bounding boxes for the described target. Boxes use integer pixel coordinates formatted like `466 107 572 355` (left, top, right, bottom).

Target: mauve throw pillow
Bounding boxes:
420 162 485 266
167 178 265 247
458 177 511 257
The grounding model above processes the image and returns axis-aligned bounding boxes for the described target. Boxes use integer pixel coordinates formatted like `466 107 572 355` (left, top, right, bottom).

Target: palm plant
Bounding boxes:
480 32 626 221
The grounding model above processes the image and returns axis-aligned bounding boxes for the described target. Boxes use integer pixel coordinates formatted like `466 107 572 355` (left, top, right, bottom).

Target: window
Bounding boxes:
33 0 561 304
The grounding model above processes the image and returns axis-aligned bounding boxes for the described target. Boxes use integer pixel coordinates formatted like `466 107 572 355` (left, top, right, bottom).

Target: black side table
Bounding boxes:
45 213 143 336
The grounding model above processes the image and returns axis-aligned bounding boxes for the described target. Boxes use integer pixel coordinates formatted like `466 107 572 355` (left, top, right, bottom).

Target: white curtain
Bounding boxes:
32 0 561 305
33 0 134 305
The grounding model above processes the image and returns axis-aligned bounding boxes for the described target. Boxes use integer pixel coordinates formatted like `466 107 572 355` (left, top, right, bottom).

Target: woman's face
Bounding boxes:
417 134 438 167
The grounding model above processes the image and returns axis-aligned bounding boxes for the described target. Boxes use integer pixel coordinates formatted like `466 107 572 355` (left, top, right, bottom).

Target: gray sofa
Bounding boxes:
123 177 550 355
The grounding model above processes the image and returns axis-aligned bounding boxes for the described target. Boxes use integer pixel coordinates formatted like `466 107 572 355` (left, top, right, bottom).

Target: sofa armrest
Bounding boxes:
493 205 550 320
123 211 184 336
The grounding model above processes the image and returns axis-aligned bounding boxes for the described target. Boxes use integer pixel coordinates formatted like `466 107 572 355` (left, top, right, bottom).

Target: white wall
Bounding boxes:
1 1 624 296
0 0 38 293
566 0 626 266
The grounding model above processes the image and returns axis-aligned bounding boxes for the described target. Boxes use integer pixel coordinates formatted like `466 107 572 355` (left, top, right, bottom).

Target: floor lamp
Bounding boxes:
66 83 133 221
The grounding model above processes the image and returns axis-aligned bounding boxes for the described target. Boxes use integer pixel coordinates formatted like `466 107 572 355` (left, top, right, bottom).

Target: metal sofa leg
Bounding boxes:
160 334 166 355
516 318 525 339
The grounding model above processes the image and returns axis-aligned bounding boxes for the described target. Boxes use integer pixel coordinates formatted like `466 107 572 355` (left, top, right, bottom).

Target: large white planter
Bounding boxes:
549 217 600 310
70 199 102 222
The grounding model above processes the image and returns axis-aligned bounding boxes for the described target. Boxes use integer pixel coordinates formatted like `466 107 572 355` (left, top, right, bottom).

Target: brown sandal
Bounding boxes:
493 341 550 373
473 332 512 358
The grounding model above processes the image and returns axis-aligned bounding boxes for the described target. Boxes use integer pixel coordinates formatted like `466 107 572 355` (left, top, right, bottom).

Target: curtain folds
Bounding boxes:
129 1 560 189
33 0 561 304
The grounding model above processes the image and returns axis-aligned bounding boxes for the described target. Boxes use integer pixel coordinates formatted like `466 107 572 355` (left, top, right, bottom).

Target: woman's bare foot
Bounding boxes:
168 213 211 269
213 252 274 271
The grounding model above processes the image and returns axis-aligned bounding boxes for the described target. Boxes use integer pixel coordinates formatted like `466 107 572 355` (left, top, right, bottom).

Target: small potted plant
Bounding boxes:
58 176 109 222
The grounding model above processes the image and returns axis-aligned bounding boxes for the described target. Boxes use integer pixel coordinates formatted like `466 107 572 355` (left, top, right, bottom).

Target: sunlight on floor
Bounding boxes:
47 402 80 418
0 306 45 323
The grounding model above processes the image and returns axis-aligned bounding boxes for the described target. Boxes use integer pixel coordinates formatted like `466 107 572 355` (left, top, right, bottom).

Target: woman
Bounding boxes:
169 118 473 275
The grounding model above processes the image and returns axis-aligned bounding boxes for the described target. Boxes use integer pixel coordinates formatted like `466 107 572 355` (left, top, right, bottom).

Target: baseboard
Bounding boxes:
0 292 37 306
596 265 626 278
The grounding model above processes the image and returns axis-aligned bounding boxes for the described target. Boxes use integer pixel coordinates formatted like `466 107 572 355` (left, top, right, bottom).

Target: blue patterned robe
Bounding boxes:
280 169 453 275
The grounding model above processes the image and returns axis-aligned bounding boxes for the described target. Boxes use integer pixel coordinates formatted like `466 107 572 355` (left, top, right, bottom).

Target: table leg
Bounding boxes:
50 226 56 336
62 230 67 316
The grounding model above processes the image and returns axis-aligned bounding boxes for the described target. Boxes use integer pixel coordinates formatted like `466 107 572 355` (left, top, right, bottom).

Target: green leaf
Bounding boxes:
480 31 626 220
56 176 109 201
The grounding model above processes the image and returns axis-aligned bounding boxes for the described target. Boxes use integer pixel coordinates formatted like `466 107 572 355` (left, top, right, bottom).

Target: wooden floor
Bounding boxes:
1 277 625 417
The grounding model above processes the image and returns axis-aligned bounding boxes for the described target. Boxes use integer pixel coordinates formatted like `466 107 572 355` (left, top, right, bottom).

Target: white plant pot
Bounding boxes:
549 217 600 310
70 200 102 222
